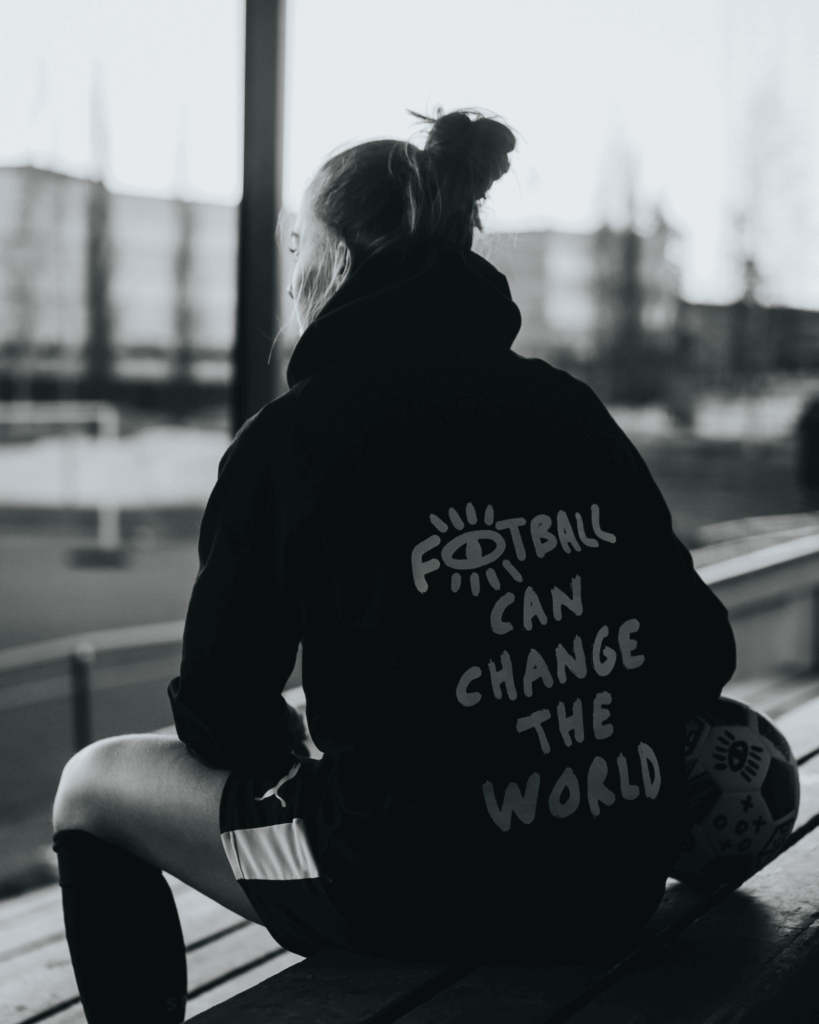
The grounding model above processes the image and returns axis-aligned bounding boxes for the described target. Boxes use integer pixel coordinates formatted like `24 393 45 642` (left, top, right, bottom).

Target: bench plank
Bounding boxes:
37 950 310 1024
167 876 250 949
29 1001 87 1024
16 951 307 1024
724 676 819 722
0 932 76 1024
0 882 60 928
0 873 242 969
0 888 63 965
795 762 819 832
186 949 464 1024
561 814 819 1023
186 919 284 995
1 916 280 1024
794 770 819 833
0 878 272 1024
776 694 819 764
186 949 304 1019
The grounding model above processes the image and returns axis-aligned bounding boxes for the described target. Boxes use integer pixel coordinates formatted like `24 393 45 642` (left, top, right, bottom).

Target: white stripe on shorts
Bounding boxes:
221 818 321 882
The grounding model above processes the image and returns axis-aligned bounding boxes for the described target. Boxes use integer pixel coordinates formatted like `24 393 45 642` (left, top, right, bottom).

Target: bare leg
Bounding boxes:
53 733 261 924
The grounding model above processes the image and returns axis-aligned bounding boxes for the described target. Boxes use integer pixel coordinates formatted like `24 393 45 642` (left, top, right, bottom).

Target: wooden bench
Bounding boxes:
3 684 818 1024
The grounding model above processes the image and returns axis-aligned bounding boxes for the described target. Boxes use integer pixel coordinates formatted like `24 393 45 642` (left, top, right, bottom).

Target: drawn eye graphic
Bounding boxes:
429 504 522 596
711 729 764 782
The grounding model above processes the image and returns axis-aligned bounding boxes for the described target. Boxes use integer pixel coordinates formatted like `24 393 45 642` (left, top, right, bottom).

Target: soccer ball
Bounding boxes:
670 696 800 889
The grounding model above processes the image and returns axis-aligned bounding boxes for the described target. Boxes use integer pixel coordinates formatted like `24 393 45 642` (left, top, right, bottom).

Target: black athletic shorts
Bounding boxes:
219 754 669 964
219 756 367 958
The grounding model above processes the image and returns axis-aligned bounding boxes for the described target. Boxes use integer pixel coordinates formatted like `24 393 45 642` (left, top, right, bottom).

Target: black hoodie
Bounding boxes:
168 242 735 954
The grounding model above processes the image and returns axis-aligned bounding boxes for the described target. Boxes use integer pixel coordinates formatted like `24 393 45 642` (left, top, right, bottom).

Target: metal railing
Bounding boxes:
697 532 819 681
0 619 305 753
0 619 185 752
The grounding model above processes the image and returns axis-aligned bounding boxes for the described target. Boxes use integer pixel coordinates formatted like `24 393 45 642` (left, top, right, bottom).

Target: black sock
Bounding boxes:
53 830 186 1024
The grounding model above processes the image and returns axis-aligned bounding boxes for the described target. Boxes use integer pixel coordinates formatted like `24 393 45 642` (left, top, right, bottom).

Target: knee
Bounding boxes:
53 735 137 835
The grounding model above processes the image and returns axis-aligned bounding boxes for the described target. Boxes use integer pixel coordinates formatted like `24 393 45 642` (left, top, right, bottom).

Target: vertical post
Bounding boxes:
10 168 38 400
70 643 95 751
172 197 195 414
84 72 113 401
813 587 819 672
95 404 122 556
232 0 287 436
85 181 113 399
97 506 121 550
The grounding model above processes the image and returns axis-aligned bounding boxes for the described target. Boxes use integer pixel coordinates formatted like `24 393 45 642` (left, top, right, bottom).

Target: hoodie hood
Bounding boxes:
286 242 522 388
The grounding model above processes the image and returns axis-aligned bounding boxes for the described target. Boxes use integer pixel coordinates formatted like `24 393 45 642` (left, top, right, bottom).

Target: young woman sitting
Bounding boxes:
53 108 735 1023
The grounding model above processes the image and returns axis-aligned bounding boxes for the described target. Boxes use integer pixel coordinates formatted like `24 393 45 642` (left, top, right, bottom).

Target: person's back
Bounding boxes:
53 110 736 1024
173 233 734 959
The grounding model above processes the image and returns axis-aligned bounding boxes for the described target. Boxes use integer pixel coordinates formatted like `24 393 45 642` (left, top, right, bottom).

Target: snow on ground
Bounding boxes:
0 427 231 507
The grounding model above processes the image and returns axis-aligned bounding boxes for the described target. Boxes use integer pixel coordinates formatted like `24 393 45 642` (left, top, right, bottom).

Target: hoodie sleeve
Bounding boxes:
662 529 737 715
167 400 302 777
626 437 736 717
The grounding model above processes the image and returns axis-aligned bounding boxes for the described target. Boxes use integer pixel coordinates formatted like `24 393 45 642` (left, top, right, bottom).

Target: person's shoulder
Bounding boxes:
506 351 615 419
216 385 304 479
506 349 584 388
233 384 303 442
504 352 644 471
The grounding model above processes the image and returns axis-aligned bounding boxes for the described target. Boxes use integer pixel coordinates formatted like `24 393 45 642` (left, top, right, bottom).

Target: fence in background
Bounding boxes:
0 400 123 559
0 620 184 754
699 533 819 680
0 619 305 756
0 400 119 440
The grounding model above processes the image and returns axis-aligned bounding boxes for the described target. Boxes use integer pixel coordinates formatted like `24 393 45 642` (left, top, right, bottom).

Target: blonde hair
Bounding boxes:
293 108 515 331
291 223 351 333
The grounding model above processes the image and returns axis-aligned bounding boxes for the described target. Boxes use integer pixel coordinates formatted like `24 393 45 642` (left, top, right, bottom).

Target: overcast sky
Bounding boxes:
0 0 817 308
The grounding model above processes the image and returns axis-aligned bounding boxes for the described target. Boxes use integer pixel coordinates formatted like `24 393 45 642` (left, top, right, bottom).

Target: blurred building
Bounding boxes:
0 165 236 408
480 224 819 402
3 167 819 411
476 218 679 360
677 301 819 377
475 218 680 403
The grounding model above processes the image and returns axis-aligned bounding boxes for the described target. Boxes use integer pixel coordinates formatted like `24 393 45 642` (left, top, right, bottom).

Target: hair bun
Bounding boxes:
418 108 516 200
